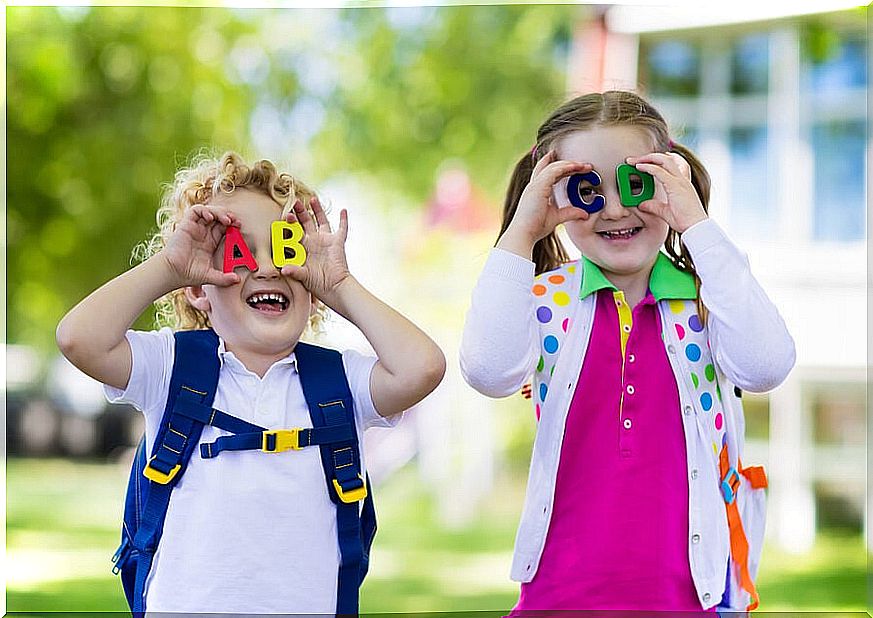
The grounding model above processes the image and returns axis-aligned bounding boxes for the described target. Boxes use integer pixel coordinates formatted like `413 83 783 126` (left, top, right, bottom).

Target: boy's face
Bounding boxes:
554 125 669 286
190 188 313 364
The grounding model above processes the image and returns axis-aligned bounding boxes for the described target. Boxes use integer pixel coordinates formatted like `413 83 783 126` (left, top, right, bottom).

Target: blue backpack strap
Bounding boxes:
126 329 221 615
294 342 376 616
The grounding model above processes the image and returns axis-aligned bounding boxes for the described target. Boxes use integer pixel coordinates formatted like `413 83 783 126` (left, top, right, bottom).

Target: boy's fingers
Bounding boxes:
294 200 317 234
337 209 349 242
206 271 240 287
311 196 331 231
280 264 306 281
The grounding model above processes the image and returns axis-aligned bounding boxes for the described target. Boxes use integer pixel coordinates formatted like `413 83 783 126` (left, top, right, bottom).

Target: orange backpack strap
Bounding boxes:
740 461 768 490
719 445 760 611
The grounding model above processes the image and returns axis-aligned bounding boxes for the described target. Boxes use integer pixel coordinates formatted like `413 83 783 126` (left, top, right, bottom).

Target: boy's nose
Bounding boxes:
253 248 280 278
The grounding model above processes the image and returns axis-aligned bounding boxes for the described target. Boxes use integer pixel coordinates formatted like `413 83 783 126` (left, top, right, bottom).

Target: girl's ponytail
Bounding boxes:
664 140 712 323
496 151 570 275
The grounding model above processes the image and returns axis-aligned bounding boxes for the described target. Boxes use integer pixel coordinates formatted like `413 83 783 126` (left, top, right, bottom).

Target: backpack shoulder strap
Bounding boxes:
128 328 221 614
294 341 375 616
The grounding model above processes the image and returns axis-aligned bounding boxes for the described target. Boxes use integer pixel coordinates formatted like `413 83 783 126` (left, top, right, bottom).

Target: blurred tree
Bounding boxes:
7 6 268 350
8 4 582 352
313 5 579 202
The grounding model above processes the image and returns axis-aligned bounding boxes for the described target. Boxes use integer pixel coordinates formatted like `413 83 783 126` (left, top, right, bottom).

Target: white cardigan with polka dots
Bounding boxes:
460 218 795 609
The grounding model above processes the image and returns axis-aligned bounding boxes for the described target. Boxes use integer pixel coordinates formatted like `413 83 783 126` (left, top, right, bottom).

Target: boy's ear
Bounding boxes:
309 293 319 317
184 286 211 313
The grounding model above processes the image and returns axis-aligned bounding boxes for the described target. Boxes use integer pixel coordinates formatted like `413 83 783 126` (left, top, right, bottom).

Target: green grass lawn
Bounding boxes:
6 457 868 614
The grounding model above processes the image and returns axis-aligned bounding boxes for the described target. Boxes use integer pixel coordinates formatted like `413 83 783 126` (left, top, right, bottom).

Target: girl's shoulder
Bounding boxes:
534 259 582 283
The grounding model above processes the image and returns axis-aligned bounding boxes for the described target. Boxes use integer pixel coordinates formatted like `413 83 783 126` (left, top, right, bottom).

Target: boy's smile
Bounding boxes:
185 188 314 375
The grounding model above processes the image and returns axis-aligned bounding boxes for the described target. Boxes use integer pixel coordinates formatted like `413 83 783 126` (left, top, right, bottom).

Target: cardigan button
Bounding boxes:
691 533 701 543
691 468 699 480
684 405 693 416
667 344 676 354
703 592 711 603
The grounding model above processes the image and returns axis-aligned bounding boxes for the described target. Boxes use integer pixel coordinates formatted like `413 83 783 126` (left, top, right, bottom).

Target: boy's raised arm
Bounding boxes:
56 256 182 390
281 199 445 418
56 205 239 390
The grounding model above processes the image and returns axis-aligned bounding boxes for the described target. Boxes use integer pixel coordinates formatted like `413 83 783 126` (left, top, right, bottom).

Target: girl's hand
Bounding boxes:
280 196 351 308
161 205 241 288
499 150 591 252
626 153 707 233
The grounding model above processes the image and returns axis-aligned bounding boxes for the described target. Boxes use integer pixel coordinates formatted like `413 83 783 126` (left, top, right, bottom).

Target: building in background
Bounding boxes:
568 4 866 553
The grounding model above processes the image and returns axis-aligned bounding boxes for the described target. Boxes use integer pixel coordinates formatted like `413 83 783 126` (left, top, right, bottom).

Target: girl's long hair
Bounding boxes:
499 90 711 319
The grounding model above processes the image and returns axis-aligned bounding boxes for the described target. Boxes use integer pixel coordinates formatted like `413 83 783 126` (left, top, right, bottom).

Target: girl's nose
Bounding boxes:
599 190 629 219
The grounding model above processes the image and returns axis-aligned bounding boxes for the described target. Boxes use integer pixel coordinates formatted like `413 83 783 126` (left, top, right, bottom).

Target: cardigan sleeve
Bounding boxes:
682 218 796 392
459 248 540 398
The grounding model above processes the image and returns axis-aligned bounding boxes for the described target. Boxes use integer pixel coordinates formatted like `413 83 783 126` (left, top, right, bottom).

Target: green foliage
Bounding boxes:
6 457 867 613
7 6 260 350
8 5 581 353
314 5 578 202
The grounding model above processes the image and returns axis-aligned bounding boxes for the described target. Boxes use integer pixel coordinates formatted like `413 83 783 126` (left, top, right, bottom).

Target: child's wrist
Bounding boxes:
317 273 358 313
496 225 536 259
152 251 188 291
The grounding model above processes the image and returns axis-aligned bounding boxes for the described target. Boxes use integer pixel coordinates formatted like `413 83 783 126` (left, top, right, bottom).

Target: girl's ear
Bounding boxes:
309 292 319 317
184 286 211 313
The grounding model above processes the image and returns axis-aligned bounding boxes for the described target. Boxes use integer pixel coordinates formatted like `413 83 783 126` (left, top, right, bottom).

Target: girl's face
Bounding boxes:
554 125 669 289
188 188 314 366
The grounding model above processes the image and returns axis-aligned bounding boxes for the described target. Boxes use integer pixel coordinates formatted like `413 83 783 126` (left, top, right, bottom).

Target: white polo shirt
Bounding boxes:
105 327 394 614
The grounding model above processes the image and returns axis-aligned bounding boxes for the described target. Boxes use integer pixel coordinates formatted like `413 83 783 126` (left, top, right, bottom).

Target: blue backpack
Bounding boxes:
111 329 376 615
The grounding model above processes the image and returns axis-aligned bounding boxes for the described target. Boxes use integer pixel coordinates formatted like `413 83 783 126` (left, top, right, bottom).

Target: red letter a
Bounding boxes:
223 226 258 273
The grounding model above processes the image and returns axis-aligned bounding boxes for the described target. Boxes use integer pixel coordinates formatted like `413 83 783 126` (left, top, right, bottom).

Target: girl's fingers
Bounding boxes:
628 153 688 179
558 205 589 224
637 199 671 222
631 161 678 187
531 148 556 177
310 196 331 231
536 160 593 187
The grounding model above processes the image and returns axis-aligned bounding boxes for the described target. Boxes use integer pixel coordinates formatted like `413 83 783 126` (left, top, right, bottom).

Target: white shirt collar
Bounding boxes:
216 336 299 374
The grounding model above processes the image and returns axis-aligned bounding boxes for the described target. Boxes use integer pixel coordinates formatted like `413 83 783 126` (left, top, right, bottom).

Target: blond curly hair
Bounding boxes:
134 150 325 332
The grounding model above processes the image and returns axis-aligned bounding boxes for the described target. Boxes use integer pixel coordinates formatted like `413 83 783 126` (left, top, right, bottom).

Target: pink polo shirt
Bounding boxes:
516 278 704 611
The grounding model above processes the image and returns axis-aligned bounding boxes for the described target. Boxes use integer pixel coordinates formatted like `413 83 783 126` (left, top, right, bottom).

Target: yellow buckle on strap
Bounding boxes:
143 458 181 484
262 429 302 453
332 476 368 503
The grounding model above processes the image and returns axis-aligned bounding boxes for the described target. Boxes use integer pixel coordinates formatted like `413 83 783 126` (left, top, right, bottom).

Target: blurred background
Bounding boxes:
4 2 868 614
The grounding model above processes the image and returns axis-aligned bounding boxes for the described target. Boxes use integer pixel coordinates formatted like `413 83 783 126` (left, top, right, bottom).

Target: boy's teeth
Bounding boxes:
246 292 289 310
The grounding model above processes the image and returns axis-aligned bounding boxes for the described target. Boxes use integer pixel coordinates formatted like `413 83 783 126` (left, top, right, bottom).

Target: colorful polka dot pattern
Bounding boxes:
672 305 725 451
530 261 727 457
530 261 582 410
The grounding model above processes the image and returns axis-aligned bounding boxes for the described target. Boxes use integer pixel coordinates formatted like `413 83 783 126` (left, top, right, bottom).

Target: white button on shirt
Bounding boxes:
104 328 395 614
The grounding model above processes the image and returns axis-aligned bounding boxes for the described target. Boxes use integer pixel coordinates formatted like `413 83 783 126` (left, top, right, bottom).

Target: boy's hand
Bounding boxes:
626 153 707 233
280 197 351 308
497 150 590 257
161 205 241 288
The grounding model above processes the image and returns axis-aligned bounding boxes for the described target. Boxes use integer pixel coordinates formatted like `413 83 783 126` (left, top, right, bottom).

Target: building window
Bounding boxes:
729 126 774 238
731 33 770 95
642 40 700 97
811 119 865 241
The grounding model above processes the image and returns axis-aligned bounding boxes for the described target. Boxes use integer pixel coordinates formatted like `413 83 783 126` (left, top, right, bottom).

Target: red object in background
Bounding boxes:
223 226 258 273
521 383 532 399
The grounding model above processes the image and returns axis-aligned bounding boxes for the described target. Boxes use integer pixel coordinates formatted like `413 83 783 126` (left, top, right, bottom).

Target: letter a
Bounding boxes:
223 226 258 273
